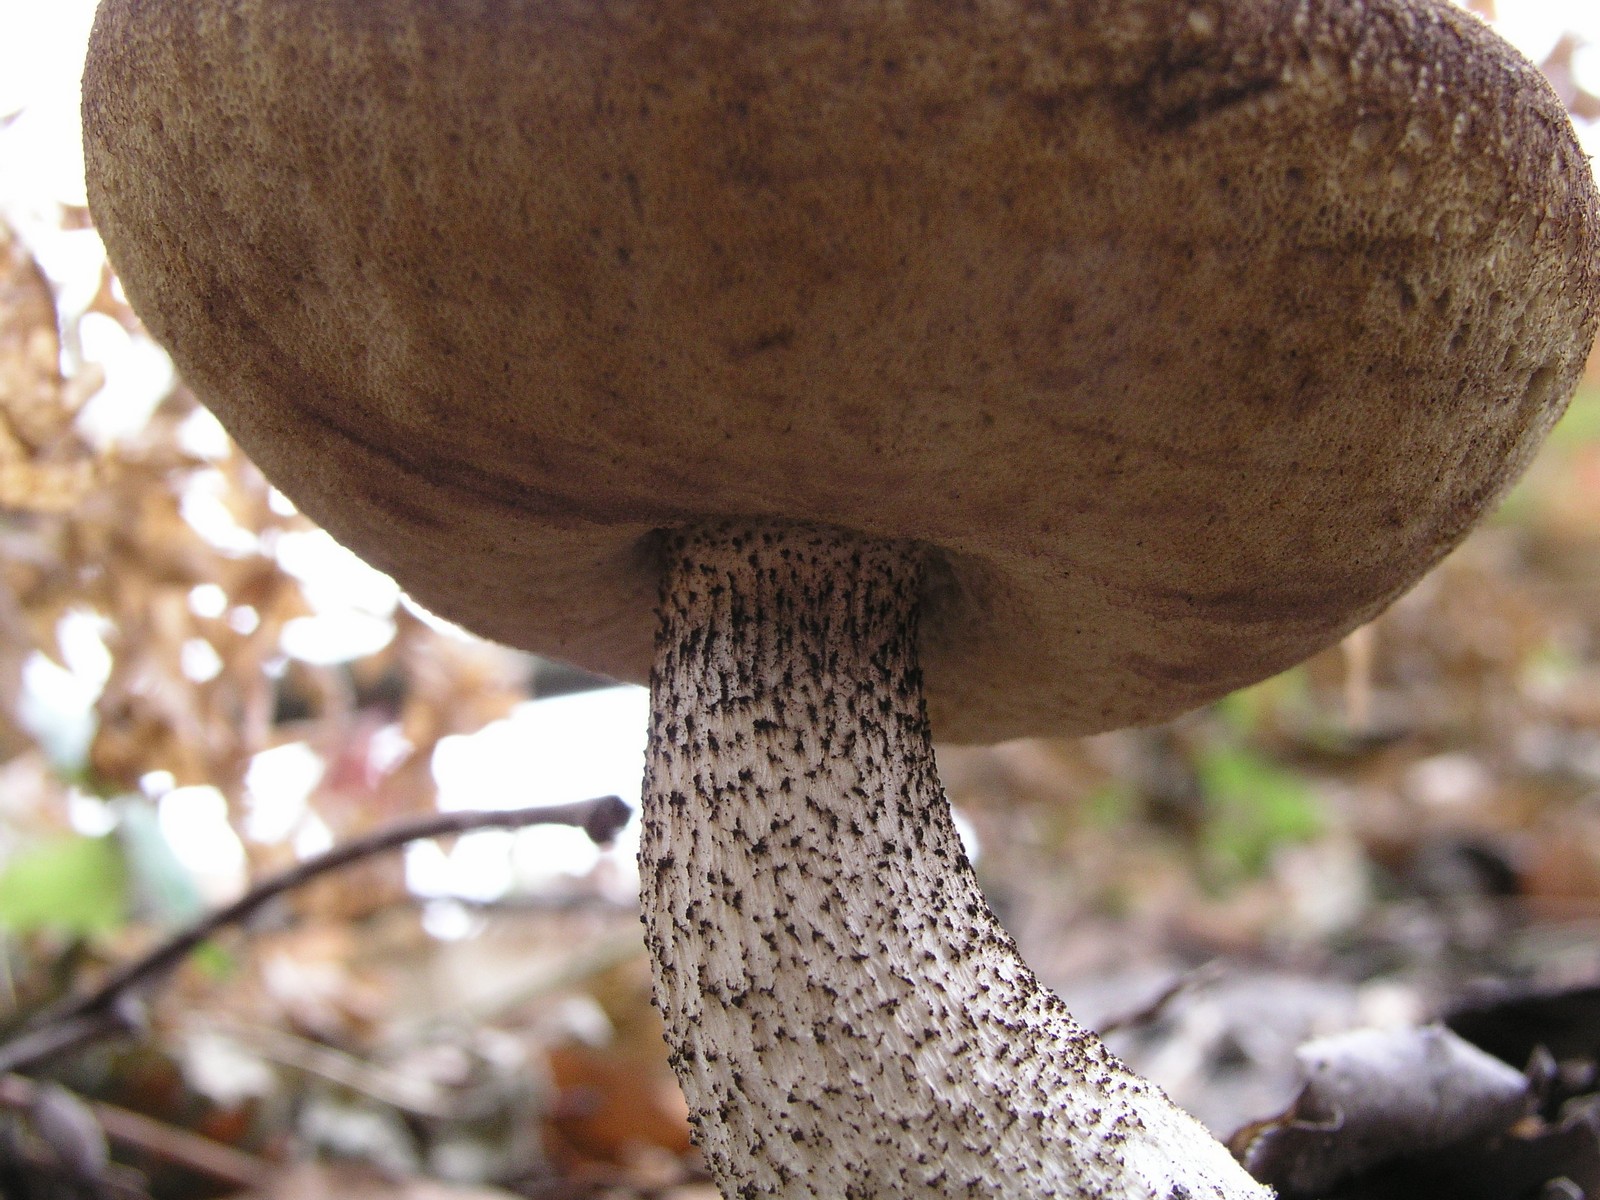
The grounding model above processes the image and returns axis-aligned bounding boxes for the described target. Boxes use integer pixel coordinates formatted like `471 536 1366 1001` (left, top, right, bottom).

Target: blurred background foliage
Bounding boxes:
0 1 1598 1198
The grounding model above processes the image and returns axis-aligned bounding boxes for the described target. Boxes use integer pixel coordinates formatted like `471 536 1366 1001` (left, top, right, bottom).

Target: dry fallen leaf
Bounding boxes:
1234 1024 1600 1200
230 1161 526 1200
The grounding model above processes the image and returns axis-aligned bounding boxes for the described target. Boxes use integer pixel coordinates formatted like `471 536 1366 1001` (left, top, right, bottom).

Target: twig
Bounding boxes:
1096 961 1224 1039
457 928 645 1030
0 1073 272 1191
1341 622 1375 733
0 1006 145 1087
190 1015 464 1119
0 796 632 1076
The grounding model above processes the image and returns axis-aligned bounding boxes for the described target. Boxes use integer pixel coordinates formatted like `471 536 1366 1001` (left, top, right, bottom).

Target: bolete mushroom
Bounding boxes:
83 1 1597 1196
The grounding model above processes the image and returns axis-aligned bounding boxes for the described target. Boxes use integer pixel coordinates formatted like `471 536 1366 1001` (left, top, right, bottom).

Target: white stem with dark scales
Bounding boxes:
640 522 1273 1200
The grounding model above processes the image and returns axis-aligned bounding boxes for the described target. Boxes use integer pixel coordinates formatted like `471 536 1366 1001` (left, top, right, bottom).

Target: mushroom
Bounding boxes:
82 1 1597 1197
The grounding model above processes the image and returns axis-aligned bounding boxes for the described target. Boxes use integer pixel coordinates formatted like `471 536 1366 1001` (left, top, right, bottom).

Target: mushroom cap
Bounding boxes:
83 0 1599 742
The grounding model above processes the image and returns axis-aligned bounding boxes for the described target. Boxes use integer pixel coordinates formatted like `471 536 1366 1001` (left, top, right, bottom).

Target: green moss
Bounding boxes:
1196 745 1322 883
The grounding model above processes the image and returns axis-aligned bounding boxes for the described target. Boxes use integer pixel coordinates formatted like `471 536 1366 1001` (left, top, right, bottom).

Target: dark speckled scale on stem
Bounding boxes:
640 521 1272 1199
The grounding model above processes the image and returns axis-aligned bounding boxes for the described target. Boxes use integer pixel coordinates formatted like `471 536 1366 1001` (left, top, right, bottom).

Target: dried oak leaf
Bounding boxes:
1233 1024 1567 1199
0 220 100 513
236 1162 524 1200
0 220 64 446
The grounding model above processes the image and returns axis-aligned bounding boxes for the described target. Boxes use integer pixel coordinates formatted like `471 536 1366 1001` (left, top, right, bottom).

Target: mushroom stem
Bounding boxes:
641 522 1272 1200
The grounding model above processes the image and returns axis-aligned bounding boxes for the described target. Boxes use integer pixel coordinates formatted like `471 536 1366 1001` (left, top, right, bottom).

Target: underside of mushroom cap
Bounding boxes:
83 0 1600 742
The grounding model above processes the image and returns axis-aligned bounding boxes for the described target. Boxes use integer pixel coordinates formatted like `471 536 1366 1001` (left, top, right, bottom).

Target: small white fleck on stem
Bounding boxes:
641 520 1273 1199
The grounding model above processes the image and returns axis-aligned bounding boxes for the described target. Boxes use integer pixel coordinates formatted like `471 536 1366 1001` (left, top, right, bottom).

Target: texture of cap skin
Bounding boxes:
83 0 1599 743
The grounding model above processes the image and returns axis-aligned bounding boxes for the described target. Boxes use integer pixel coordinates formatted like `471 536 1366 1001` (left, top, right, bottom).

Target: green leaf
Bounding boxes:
0 834 129 937
1196 746 1322 882
189 941 237 980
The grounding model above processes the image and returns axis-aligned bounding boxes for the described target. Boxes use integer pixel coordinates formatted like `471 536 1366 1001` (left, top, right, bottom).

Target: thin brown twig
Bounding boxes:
190 1015 464 1118
1096 961 1224 1039
0 795 632 1076
0 1073 272 1191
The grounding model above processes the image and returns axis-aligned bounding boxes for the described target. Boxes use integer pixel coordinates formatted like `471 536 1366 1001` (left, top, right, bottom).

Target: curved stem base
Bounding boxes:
640 521 1270 1199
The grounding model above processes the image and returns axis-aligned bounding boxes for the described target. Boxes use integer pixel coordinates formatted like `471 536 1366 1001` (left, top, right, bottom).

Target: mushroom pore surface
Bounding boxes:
80 0 1600 742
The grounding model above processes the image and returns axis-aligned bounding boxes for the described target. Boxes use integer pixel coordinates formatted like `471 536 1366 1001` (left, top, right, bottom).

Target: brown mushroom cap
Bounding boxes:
83 0 1599 742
